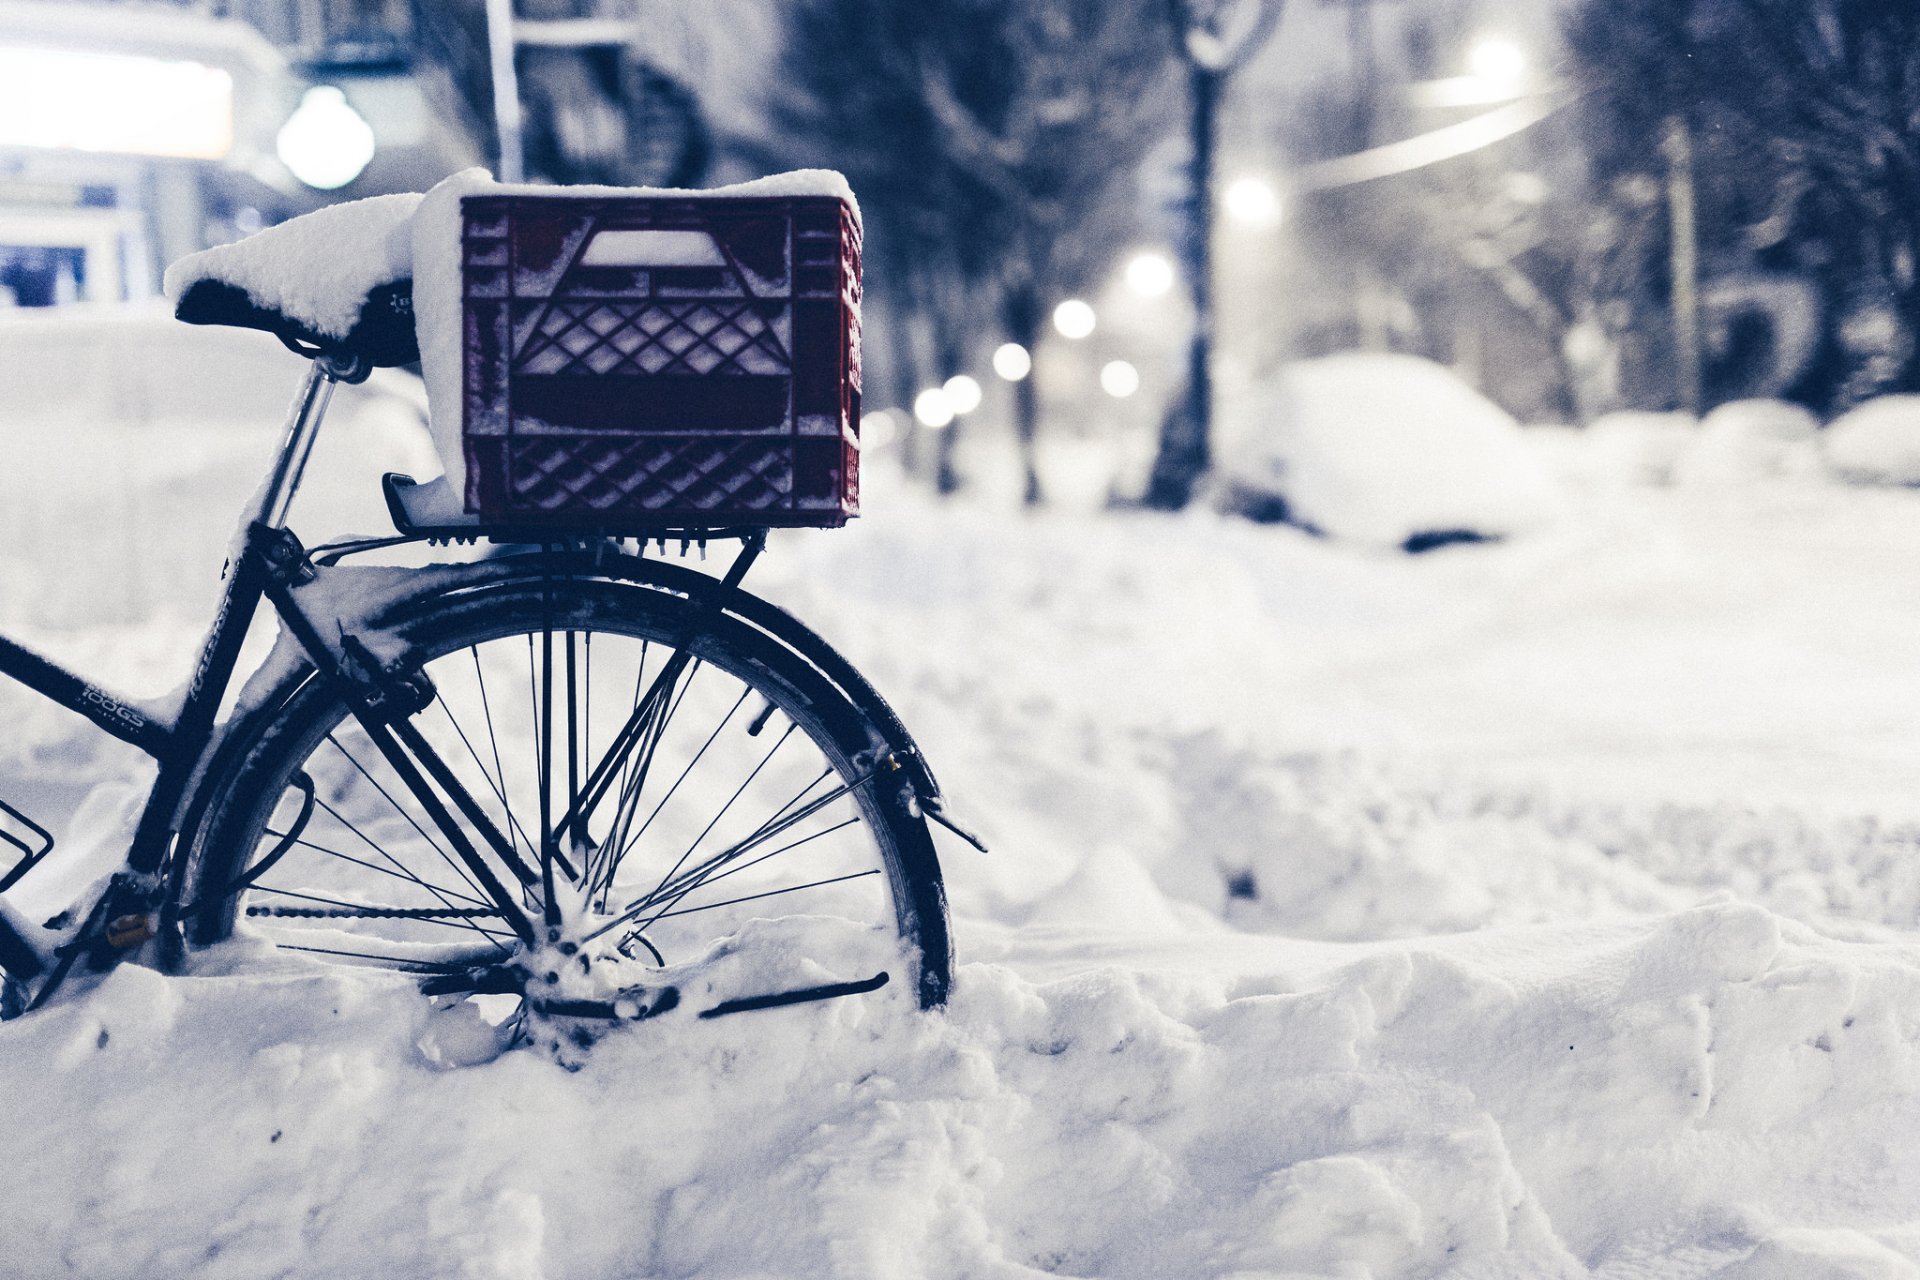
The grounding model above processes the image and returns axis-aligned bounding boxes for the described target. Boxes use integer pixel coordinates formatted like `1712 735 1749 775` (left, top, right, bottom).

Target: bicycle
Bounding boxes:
0 198 979 1054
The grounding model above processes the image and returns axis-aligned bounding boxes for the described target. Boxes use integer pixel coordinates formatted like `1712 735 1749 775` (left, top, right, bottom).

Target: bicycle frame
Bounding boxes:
0 358 356 992
0 351 976 1015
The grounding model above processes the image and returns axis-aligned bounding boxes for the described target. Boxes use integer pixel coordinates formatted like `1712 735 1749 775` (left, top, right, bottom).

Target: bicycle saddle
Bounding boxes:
166 192 422 368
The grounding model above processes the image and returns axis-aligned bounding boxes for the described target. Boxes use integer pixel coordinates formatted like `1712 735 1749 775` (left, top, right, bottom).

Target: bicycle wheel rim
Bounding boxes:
183 574 950 1010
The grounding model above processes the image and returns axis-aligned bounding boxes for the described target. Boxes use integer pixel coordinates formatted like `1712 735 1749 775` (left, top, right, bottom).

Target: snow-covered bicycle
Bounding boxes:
0 174 973 1051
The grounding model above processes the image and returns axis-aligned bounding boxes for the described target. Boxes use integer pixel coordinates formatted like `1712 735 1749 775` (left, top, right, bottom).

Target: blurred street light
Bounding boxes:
992 342 1033 381
861 410 899 448
1467 36 1528 88
944 374 983 415
1223 175 1283 228
277 86 376 190
913 388 955 429
1100 361 1141 398
1053 299 1097 340
1125 251 1176 298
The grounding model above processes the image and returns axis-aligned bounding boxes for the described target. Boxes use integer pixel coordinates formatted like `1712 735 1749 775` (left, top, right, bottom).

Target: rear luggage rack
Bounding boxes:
0 795 53 894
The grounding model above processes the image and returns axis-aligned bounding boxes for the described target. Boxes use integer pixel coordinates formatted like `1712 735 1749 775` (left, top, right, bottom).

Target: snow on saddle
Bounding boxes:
164 192 422 369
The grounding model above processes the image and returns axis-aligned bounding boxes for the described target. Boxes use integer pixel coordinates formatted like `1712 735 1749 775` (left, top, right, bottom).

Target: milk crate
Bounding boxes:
459 192 861 527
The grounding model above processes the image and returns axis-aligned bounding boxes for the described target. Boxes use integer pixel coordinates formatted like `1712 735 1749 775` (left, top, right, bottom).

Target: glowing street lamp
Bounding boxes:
1053 299 1096 340
860 410 899 448
1223 175 1282 228
277 86 376 190
992 342 1032 382
1100 361 1141 398
913 388 955 429
1467 36 1528 88
943 374 983 415
1124 251 1176 298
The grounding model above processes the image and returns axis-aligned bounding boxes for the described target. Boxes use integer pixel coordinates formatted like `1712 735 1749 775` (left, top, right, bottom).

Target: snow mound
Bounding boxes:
1674 399 1822 487
1826 396 1920 486
1220 352 1563 549
4 904 1917 1277
163 193 420 340
1582 411 1698 486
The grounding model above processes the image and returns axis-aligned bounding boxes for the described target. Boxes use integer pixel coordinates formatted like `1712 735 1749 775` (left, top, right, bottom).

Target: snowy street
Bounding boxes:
4 426 1920 1277
6 1 1920 1272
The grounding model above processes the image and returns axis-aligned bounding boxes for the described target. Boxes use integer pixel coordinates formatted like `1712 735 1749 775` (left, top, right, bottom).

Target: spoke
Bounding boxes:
471 646 514 862
566 628 581 849
623 794 855 938
599 682 750 892
436 691 539 859
311 790 490 916
583 632 592 815
555 640 705 855
272 943 488 974
301 794 514 955
670 721 798 869
266 830 491 906
586 767 871 944
610 722 798 907
631 763 831 913
644 868 881 921
676 815 859 897
324 733 489 904
592 657 705 900
588 637 651 906
637 774 857 916
539 610 559 928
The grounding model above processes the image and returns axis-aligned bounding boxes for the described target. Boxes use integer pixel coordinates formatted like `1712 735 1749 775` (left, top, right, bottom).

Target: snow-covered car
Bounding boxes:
1218 351 1563 552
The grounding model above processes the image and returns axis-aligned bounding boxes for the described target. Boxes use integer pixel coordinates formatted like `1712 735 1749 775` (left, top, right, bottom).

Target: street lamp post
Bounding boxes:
1144 0 1283 511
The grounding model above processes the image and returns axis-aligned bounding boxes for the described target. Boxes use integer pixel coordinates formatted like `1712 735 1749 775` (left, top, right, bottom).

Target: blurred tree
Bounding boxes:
1236 2 1588 423
409 0 709 188
1566 0 1920 414
1143 0 1283 512
775 0 1176 499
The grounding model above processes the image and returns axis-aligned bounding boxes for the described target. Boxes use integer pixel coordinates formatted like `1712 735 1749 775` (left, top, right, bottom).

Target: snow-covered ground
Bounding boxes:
5 389 1920 1276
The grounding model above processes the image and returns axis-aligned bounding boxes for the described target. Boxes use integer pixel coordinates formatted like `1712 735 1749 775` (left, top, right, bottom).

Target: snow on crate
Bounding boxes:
1219 352 1562 551
411 167 863 527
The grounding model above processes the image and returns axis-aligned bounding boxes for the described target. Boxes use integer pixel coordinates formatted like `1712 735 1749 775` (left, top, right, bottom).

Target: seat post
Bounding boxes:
255 355 352 530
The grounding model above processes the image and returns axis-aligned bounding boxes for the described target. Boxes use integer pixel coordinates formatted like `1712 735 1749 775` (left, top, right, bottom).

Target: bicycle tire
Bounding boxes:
179 566 952 1013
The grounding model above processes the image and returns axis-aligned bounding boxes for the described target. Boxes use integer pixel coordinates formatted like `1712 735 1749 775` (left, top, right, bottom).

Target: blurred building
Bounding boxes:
0 0 475 308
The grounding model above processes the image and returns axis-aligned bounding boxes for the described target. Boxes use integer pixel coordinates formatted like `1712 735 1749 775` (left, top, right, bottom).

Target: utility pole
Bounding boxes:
1663 114 1702 416
1144 0 1284 510
484 0 525 181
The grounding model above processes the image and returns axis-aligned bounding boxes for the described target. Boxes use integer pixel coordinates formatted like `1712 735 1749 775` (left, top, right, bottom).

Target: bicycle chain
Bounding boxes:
244 905 502 920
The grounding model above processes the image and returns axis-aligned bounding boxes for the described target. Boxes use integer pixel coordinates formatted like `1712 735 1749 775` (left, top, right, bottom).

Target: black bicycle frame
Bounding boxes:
0 358 385 989
0 354 775 997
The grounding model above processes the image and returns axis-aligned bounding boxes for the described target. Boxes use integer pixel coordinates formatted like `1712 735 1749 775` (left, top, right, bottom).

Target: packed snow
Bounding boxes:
1825 397 1920 488
5 357 1920 1275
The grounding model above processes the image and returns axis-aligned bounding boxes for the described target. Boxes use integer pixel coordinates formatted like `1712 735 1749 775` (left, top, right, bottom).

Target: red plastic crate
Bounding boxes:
459 192 861 527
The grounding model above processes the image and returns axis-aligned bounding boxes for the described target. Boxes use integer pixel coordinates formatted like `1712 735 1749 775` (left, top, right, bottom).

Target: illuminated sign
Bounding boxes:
0 45 233 159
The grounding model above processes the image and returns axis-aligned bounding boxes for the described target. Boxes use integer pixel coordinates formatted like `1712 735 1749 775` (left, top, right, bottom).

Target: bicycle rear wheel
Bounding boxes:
180 568 952 1017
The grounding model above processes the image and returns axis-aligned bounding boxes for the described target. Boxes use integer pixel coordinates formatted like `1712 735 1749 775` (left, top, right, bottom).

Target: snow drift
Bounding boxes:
1826 396 1920 487
5 357 1920 1274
